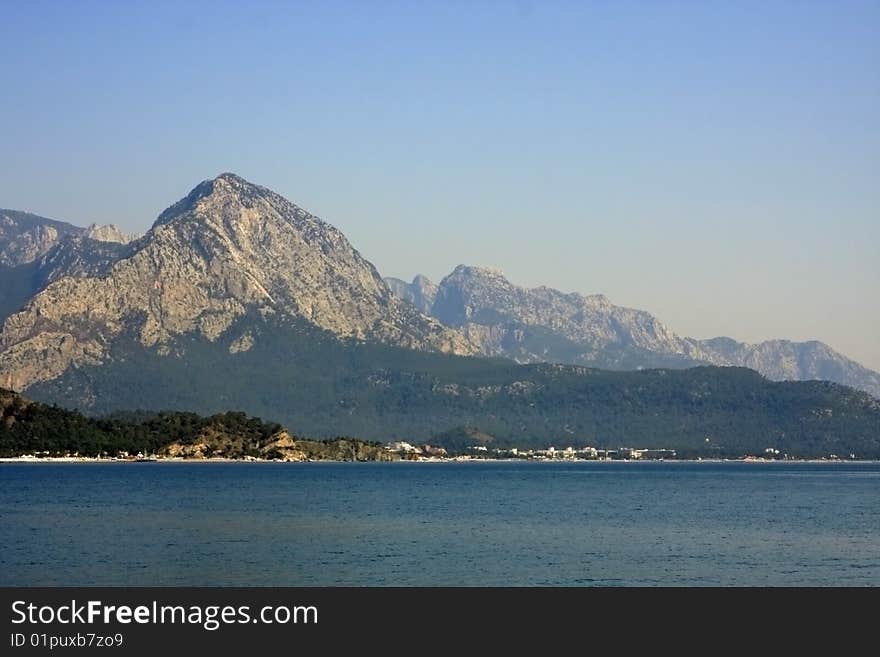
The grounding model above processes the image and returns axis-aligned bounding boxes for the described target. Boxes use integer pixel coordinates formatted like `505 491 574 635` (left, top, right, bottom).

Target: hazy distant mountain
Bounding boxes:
696 337 880 394
388 265 880 398
84 223 133 244
0 173 473 392
384 275 438 314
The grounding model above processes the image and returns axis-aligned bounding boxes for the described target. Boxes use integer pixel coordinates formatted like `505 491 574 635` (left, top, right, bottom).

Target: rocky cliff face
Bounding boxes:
0 174 473 391
0 235 131 331
0 210 83 266
84 223 132 244
429 265 709 366
388 264 880 398
1 211 138 324
1 210 129 266
384 274 438 314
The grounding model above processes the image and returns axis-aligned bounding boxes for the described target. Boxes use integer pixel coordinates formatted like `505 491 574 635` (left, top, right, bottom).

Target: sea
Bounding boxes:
2 461 878 586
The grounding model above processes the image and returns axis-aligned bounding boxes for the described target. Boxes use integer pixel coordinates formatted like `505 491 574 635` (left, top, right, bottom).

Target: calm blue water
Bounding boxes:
1 461 878 586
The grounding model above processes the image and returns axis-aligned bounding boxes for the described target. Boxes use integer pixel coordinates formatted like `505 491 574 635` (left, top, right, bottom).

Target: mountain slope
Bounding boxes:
389 265 880 398
428 265 711 368
0 209 84 266
0 174 473 391
23 315 880 458
0 236 130 326
1 210 135 324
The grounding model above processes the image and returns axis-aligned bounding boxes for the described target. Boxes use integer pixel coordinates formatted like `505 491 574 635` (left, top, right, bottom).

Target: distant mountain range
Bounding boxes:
386 268 880 398
1 174 877 456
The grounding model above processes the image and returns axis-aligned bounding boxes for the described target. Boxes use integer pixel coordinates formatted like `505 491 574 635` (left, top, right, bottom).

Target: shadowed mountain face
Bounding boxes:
385 265 880 398
0 211 133 326
0 174 473 392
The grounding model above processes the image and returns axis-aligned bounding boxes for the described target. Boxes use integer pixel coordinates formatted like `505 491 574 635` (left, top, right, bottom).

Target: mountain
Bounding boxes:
391 265 880 398
429 265 707 369
385 275 438 314
0 210 135 326
696 337 880 390
0 235 130 326
0 209 83 266
0 173 473 392
1 209 131 267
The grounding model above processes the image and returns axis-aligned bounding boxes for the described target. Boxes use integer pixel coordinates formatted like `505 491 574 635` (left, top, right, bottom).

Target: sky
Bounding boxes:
1 1 878 369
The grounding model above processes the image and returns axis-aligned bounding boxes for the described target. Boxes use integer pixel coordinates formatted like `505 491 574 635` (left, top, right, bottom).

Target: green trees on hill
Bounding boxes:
0 392 285 457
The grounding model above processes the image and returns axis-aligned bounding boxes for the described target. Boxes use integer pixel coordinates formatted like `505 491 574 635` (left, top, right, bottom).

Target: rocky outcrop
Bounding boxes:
259 435 398 461
85 223 132 244
161 429 398 461
0 174 473 391
384 275 438 314
0 235 132 334
0 212 131 326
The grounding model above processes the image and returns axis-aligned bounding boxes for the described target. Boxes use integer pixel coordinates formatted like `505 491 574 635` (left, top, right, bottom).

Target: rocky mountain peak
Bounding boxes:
383 274 438 314
0 175 474 392
447 264 507 282
153 173 266 228
433 265 526 327
85 223 131 244
428 265 692 364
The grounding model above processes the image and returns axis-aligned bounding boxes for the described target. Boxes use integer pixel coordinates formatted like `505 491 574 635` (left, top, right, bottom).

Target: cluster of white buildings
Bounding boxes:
386 441 449 457
387 440 678 460
473 445 678 460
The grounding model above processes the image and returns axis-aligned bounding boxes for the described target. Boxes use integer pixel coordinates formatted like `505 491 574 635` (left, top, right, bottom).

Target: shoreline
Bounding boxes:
1 456 877 464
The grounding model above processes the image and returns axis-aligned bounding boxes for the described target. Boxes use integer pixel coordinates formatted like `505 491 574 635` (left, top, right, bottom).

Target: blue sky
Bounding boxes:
2 1 878 368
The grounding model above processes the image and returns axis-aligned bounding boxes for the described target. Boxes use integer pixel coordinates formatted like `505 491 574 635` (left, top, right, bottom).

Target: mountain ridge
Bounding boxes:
385 266 880 398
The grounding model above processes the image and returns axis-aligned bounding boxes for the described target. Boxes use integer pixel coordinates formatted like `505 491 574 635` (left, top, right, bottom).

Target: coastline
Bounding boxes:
1 456 876 464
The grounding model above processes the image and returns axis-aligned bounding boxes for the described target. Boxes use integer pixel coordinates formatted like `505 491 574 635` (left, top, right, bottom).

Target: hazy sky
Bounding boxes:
2 1 878 368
